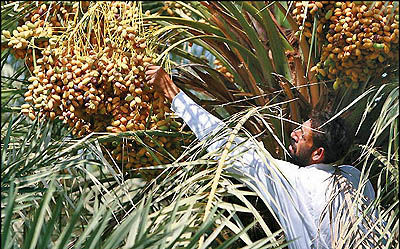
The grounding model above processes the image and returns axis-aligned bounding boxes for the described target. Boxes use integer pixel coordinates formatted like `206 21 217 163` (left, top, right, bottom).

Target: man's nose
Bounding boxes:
290 130 296 139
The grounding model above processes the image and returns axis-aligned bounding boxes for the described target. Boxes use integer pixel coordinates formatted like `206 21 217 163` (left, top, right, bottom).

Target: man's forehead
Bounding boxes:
299 119 312 130
302 119 325 135
292 119 314 133
303 119 312 127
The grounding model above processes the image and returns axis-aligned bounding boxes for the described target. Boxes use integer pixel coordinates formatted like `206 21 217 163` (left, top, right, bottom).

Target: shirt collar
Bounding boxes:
305 163 335 172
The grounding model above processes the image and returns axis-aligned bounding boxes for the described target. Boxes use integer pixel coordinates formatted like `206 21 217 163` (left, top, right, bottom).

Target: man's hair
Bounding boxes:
309 110 352 164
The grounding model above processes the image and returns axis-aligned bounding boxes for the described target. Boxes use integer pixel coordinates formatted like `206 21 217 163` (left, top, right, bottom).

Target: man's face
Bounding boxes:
288 120 315 167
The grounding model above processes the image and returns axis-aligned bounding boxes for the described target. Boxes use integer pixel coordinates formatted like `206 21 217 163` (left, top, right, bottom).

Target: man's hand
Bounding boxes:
145 65 181 102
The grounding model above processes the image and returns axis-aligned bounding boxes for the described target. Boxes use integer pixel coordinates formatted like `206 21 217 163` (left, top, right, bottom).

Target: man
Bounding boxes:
145 65 379 249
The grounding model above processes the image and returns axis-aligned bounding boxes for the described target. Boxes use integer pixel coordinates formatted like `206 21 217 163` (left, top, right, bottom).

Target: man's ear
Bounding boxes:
311 147 325 164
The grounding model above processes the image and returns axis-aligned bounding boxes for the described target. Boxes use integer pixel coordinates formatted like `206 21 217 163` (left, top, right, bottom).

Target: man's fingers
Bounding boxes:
145 64 155 69
144 70 160 79
144 66 163 74
145 74 153 81
145 65 170 87
145 70 161 78
145 65 160 72
145 68 158 75
148 79 155 85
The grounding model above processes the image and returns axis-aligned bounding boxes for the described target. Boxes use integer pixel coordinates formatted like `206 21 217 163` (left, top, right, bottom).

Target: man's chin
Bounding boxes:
288 154 307 167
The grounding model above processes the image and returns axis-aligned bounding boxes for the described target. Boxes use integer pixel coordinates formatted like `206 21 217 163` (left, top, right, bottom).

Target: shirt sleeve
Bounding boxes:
171 91 225 141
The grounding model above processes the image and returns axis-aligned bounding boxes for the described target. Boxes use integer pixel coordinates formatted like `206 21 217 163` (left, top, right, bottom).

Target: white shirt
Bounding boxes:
171 91 377 249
